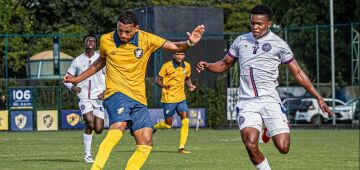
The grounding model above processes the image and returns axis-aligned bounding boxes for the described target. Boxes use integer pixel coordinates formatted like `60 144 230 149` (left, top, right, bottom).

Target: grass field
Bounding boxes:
0 129 359 170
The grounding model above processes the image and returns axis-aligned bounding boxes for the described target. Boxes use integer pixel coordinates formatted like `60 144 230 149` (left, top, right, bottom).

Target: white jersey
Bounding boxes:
228 31 294 102
65 52 105 99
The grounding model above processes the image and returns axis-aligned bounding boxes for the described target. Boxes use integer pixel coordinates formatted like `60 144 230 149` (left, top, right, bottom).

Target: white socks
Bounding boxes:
256 158 271 170
83 133 93 157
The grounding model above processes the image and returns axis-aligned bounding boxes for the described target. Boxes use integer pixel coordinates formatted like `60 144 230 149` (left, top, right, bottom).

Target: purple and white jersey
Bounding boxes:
65 52 105 99
228 31 294 101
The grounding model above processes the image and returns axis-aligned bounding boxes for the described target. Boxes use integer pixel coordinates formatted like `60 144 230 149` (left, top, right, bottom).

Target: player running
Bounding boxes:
64 34 106 163
154 52 196 154
196 4 334 170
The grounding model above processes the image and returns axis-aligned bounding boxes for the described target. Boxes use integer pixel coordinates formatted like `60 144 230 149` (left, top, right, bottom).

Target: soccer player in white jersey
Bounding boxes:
64 34 106 163
196 4 334 170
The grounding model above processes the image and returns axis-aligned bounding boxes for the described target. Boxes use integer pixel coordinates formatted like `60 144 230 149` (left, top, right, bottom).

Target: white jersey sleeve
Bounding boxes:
278 41 294 64
228 36 242 58
66 58 78 76
64 58 78 90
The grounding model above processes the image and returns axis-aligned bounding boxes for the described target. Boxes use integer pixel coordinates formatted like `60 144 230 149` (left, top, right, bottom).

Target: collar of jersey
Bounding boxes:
113 31 139 47
172 59 186 68
253 29 272 41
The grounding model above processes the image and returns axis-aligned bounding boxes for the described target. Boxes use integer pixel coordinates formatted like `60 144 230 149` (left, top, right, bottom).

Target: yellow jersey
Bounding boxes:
158 60 191 103
100 30 166 105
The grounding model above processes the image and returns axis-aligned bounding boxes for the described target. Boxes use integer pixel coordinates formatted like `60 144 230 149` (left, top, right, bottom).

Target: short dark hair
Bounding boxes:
118 11 138 25
83 34 97 43
250 4 272 21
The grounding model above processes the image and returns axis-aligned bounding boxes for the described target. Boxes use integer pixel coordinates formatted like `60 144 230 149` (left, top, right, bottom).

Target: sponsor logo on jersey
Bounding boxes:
67 113 80 126
15 114 27 129
110 51 116 56
117 107 125 115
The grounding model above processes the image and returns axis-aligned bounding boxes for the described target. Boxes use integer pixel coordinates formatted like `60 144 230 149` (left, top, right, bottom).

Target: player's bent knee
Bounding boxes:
277 145 290 154
94 127 104 134
86 122 95 130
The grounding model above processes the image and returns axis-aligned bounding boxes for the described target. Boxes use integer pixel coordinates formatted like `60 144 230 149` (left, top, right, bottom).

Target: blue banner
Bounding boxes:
9 88 33 108
10 110 33 131
61 110 85 129
149 108 206 128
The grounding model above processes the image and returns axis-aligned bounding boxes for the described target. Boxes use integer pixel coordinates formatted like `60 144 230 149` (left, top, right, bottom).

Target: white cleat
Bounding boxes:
84 155 94 163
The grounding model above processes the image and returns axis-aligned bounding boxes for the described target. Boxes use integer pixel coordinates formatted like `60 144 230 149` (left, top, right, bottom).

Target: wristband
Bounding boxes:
186 40 196 47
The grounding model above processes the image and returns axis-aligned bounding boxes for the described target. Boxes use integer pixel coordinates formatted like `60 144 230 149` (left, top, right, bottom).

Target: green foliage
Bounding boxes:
187 74 228 128
264 0 359 85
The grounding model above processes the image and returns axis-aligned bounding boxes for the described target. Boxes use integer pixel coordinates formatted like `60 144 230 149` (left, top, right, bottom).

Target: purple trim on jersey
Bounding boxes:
227 52 238 60
282 57 295 64
88 80 91 98
249 67 258 97
66 72 74 76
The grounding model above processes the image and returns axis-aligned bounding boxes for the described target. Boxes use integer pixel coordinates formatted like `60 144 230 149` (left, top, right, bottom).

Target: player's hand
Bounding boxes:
71 86 81 94
98 91 105 100
196 61 208 73
187 25 205 45
63 74 78 83
189 84 196 92
318 99 335 117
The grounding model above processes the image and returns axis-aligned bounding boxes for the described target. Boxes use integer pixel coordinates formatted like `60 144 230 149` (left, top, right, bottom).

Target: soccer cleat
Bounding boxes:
262 127 271 143
177 148 191 154
152 123 157 134
84 155 94 163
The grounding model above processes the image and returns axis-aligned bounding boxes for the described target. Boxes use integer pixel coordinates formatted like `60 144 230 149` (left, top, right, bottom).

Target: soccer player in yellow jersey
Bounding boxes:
154 52 196 154
64 11 205 170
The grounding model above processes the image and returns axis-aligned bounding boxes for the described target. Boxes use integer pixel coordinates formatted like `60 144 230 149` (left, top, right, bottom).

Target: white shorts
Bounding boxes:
79 99 105 119
236 97 289 137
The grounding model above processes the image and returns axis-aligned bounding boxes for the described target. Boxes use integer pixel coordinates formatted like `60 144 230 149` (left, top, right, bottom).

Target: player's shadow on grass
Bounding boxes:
22 159 81 162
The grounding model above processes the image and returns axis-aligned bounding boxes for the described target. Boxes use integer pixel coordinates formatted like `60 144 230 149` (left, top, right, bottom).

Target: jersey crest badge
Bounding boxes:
134 48 144 59
262 43 272 52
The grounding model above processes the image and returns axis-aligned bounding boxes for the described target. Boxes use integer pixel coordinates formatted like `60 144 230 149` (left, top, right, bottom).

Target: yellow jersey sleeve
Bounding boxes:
99 35 107 58
146 33 166 52
158 63 168 77
185 62 191 78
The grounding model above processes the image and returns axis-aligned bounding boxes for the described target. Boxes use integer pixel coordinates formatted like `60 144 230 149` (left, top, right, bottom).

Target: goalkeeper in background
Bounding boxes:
154 52 196 154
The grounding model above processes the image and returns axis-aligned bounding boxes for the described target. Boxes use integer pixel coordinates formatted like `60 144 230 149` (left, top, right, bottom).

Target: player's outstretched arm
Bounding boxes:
64 57 106 84
196 54 236 73
162 25 205 52
287 60 334 116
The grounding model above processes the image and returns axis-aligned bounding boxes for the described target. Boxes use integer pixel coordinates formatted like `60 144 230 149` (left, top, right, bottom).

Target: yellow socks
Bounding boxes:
179 118 189 149
125 145 153 170
91 130 123 170
154 121 172 129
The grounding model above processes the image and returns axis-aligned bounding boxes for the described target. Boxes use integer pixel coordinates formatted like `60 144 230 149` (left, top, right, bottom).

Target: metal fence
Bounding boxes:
1 23 359 127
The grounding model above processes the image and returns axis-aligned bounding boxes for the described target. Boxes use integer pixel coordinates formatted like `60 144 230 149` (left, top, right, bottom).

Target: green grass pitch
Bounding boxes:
0 129 358 170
